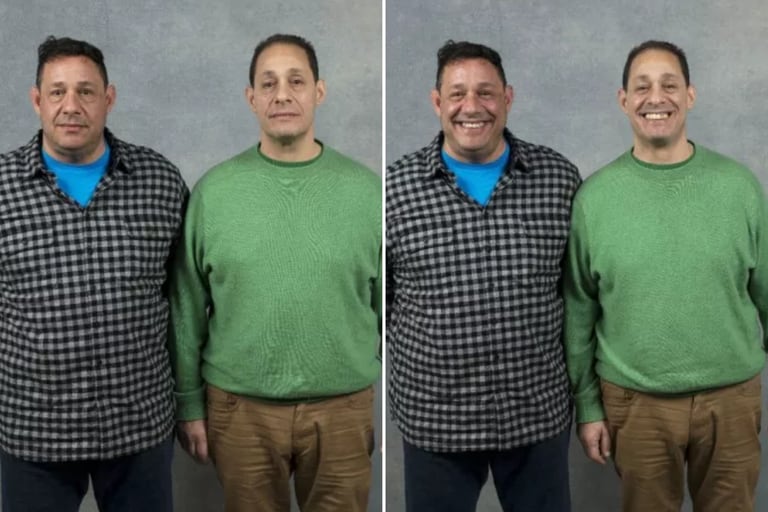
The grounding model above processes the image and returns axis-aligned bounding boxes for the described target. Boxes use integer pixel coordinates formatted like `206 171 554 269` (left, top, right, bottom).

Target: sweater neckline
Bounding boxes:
626 141 700 180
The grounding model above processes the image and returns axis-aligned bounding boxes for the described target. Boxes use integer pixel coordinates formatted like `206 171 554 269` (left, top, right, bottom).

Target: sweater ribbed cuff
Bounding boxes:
174 387 206 421
575 395 606 424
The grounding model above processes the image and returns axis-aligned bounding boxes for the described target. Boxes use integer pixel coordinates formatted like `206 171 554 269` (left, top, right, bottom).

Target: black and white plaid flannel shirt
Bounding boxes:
0 129 188 462
386 130 581 452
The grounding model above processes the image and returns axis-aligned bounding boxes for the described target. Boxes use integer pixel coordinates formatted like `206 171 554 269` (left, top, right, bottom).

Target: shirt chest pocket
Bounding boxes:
120 212 178 277
0 217 56 285
398 223 456 272
520 212 569 272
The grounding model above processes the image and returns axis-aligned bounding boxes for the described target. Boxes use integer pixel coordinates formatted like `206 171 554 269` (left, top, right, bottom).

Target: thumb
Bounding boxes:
600 425 611 458
195 433 209 463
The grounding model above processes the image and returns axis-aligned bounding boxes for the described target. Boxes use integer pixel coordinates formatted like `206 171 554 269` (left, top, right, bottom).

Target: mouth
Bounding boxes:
455 120 491 129
269 113 299 119
640 112 671 120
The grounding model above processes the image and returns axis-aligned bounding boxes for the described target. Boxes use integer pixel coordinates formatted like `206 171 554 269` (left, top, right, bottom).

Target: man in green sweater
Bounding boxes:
168 34 381 512
564 40 768 512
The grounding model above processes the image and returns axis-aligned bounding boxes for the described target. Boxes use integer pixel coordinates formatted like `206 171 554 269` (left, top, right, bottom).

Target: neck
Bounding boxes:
632 137 692 165
444 139 508 164
42 137 106 165
259 132 321 162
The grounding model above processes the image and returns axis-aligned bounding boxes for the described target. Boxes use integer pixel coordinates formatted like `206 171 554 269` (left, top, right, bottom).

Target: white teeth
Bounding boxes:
460 122 485 128
644 113 670 120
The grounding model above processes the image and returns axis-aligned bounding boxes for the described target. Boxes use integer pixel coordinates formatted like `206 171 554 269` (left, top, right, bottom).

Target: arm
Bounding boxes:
563 197 610 463
747 184 768 352
167 187 212 462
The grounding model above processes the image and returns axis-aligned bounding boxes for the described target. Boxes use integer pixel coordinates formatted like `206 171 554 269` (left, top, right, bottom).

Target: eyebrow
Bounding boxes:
259 68 307 77
633 73 682 82
446 81 499 89
48 80 98 88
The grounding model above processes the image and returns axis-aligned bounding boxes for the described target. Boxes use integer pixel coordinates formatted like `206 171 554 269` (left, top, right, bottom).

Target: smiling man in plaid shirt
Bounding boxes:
386 40 581 512
0 36 187 512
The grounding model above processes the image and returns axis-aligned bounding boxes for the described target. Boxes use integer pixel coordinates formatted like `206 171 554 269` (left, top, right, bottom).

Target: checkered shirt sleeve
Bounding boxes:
386 130 581 452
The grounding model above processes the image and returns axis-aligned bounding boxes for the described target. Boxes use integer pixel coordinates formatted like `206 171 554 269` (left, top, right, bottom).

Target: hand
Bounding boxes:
578 421 611 465
177 419 210 464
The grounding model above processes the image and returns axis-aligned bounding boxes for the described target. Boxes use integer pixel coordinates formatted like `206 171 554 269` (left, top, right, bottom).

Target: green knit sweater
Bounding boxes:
564 144 768 423
169 144 382 421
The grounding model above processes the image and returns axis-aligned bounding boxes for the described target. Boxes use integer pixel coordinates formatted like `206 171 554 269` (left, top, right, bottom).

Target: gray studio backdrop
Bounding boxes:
386 1 768 511
0 1 382 511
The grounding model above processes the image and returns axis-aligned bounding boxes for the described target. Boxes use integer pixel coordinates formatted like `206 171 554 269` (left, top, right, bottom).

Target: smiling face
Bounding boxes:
30 55 115 164
246 42 325 160
431 58 513 163
619 48 695 161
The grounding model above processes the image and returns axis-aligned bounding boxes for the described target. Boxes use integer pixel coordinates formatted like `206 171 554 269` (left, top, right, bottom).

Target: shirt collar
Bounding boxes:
20 127 132 179
422 128 532 179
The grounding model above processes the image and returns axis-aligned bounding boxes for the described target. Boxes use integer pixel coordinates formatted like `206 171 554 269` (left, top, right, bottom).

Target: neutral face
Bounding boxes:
431 58 513 163
30 56 115 164
246 43 325 150
619 49 695 152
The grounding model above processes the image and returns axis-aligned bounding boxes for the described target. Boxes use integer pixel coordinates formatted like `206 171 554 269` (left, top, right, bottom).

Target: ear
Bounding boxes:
315 79 326 106
29 86 41 116
105 84 116 114
617 87 628 115
430 89 441 118
686 83 696 110
245 86 257 114
504 84 514 112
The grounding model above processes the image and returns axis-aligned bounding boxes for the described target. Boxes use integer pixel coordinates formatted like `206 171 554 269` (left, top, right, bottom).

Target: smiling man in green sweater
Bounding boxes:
564 40 768 512
168 34 381 512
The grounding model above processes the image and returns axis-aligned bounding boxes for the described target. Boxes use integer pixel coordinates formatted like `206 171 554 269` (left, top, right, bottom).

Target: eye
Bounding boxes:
634 85 648 93
663 83 678 91
449 91 464 100
478 90 493 98
50 89 64 97
261 81 276 90
290 78 304 86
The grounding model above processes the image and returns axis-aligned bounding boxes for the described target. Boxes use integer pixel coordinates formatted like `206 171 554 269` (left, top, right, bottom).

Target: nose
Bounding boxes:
274 79 292 103
61 90 83 114
647 83 666 104
461 92 482 113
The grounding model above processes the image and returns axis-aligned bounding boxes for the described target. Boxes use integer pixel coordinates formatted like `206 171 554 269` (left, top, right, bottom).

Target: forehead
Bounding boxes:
628 49 684 80
440 58 503 89
40 56 102 85
254 43 312 75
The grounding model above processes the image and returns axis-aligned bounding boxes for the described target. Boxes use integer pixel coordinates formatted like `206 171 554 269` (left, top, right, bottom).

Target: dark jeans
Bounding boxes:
403 427 571 512
0 436 174 512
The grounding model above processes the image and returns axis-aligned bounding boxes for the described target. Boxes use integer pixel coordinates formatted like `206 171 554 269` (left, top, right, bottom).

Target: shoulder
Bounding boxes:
514 136 581 184
112 136 186 188
697 145 755 178
573 152 631 201
322 146 381 188
192 146 259 194
0 142 32 170
387 143 431 180
695 144 765 200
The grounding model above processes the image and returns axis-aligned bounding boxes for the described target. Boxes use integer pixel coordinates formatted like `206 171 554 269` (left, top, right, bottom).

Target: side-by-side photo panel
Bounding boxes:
0 1 382 511
385 1 768 511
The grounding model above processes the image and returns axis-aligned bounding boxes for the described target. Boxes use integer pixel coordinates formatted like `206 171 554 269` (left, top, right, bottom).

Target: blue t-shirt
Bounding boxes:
43 144 110 207
442 144 510 206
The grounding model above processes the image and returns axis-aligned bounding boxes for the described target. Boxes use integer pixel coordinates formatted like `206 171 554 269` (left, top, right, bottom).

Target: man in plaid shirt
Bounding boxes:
386 40 581 512
0 37 187 512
